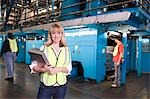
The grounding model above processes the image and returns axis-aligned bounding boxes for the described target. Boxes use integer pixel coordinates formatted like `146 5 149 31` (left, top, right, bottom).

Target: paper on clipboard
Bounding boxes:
28 48 49 64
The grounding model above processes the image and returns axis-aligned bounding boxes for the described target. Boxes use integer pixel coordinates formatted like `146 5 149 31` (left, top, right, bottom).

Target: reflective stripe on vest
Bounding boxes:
8 39 18 52
41 46 70 86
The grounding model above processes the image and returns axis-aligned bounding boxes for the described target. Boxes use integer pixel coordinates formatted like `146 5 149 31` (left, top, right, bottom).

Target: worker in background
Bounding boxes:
107 35 124 88
0 33 18 81
29 23 72 99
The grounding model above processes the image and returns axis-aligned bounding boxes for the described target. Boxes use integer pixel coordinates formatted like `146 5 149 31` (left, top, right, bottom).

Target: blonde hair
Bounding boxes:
45 23 67 47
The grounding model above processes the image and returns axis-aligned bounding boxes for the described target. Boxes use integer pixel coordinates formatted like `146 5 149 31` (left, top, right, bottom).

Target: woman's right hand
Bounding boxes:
44 64 54 74
107 50 113 54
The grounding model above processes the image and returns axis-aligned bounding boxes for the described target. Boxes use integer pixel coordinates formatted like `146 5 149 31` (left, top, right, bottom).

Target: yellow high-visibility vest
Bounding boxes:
8 39 18 52
40 45 70 86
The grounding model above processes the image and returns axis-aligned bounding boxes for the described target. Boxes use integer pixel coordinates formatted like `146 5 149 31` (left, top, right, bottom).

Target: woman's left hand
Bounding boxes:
49 67 57 75
48 67 62 75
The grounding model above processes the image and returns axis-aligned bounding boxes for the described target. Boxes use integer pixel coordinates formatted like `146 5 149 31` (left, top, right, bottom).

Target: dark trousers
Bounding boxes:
37 82 67 99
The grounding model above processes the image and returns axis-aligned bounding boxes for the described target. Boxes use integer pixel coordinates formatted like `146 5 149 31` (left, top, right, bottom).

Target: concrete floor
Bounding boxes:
0 59 149 99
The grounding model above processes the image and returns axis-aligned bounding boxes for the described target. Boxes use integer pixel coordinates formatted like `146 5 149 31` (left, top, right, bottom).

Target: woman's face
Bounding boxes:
51 27 62 44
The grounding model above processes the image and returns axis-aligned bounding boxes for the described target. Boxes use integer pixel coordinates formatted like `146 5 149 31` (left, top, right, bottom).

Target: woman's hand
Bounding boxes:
33 64 50 73
48 67 58 75
107 50 113 54
44 64 67 75
44 64 54 74
44 64 60 75
48 67 63 75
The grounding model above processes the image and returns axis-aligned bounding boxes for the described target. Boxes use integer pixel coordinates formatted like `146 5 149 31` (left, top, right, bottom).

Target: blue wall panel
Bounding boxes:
0 39 3 53
79 45 96 79
126 39 132 72
16 41 25 62
96 32 107 83
130 39 136 70
141 52 150 73
141 38 150 73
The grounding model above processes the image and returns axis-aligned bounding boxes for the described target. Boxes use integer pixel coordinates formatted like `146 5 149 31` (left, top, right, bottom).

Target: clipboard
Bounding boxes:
28 48 49 64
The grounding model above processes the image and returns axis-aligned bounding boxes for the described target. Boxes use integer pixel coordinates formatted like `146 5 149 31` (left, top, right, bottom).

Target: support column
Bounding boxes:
121 32 127 84
137 36 142 76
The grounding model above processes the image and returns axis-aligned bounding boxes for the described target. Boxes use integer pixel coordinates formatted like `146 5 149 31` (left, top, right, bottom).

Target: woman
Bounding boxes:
31 23 72 99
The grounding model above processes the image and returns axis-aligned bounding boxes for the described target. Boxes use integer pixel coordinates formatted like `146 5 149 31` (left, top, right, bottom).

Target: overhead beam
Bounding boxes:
1 11 131 34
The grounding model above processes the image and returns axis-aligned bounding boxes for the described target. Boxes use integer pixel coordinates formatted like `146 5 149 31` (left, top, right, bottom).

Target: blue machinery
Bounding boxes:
65 28 106 82
0 0 150 84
